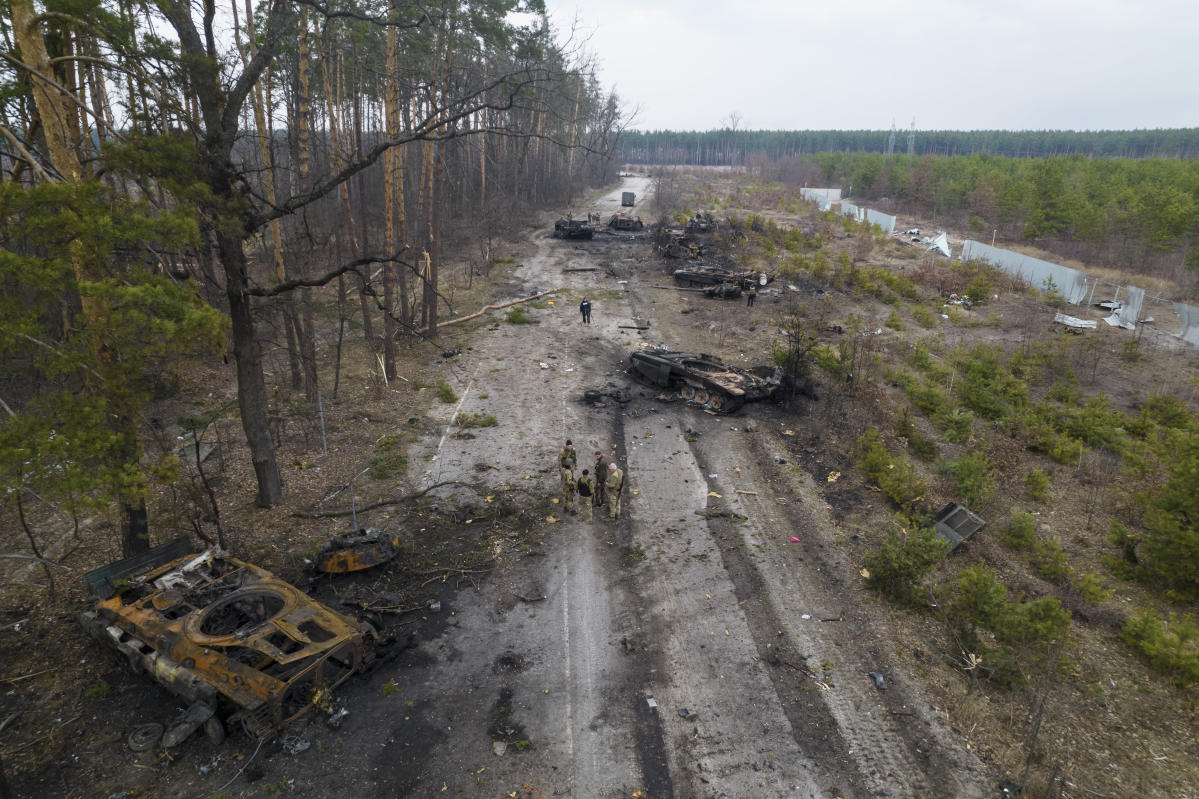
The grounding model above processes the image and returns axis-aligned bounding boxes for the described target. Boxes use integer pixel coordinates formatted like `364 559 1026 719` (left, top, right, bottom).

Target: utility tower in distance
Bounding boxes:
886 120 897 158
907 118 916 156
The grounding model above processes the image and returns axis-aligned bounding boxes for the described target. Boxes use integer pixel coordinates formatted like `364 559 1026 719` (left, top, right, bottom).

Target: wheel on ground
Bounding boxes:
708 392 725 411
693 389 710 405
680 385 696 401
204 716 226 746
127 723 164 752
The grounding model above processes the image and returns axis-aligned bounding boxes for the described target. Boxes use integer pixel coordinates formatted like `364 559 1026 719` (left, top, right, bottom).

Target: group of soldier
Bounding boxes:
557 440 624 522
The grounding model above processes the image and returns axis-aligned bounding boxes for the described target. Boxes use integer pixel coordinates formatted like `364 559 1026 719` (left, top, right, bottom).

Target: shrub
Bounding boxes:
863 526 950 606
884 310 903 331
964 273 992 305
1121 610 1199 687
1032 537 1071 583
912 304 937 329
505 306 536 324
944 563 1072 687
955 345 1027 420
1065 394 1127 452
811 344 848 379
1134 430 1199 600
936 407 974 444
436 381 458 404
1070 570 1113 604
857 429 927 510
1025 466 1051 501
368 434 408 479
455 412 498 428
943 451 993 504
1004 512 1037 550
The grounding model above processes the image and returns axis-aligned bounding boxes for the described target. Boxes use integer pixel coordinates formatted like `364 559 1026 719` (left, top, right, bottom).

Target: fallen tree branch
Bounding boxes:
0 554 71 570
652 284 706 292
293 480 457 518
561 267 596 273
426 289 559 332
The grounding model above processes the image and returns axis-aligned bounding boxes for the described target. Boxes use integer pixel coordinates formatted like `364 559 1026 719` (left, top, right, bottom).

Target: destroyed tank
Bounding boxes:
607 213 645 231
80 540 375 745
628 350 782 414
552 217 594 240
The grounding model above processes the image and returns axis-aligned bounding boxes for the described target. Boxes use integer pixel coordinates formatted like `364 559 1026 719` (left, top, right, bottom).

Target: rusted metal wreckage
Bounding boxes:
313 528 401 574
551 216 595 240
80 540 375 747
607 213 645 231
628 349 783 414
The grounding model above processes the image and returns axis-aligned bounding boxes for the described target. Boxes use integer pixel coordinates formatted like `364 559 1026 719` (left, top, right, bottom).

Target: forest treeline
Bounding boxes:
619 128 1199 164
0 0 626 556
768 151 1199 277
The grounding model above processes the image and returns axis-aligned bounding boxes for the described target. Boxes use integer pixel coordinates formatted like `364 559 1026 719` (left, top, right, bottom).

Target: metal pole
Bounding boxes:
349 467 368 530
317 390 328 457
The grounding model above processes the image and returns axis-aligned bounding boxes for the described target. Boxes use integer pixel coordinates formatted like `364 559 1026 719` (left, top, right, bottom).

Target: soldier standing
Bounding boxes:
746 283 757 307
561 460 577 515
576 469 594 522
592 450 608 507
558 440 577 514
579 297 592 325
605 461 624 520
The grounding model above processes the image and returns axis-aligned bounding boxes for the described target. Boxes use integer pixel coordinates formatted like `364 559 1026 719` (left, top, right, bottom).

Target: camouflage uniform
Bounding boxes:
605 464 624 520
576 471 594 522
593 452 608 507
561 464 577 514
558 443 577 514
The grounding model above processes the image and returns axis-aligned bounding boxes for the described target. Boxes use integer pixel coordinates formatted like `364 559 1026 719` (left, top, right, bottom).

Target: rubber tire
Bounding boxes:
204 716 226 746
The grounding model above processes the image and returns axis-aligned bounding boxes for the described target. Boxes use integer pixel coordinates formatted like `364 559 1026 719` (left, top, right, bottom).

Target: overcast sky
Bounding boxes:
540 0 1199 132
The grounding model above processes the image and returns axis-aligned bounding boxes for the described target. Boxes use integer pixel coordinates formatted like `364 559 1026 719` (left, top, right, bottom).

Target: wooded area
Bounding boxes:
620 127 1199 163
0 0 626 556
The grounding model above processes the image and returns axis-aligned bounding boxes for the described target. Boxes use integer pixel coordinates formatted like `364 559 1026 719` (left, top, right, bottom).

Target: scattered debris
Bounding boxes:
282 736 311 755
312 528 401 574
868 672 887 690
326 708 350 729
931 502 986 550
678 708 698 720
1053 313 1097 330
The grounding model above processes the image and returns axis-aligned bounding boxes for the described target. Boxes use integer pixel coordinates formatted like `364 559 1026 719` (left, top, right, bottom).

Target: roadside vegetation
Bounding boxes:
661 166 1199 796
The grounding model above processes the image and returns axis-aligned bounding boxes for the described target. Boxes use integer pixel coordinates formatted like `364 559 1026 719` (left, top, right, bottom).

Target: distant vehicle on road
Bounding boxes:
621 191 635 207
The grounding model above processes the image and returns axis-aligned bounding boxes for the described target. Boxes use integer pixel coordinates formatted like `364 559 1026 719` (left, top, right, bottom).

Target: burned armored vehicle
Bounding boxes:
80 540 375 745
607 213 645 231
628 349 782 413
685 211 717 234
673 266 768 289
552 217 594 240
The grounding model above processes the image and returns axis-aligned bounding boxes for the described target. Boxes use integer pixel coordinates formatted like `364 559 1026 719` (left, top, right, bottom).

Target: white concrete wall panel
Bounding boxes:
961 240 1089 305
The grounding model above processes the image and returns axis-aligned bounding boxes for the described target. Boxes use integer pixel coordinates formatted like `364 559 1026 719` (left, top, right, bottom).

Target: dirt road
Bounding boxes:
165 176 990 798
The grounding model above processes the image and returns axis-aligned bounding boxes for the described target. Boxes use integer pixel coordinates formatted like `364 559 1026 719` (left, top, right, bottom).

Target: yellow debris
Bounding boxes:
707 491 722 498
826 471 841 483
546 515 558 523
783 429 795 436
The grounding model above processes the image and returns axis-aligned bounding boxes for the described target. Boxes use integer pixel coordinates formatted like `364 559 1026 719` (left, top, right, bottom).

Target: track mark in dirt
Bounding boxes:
693 438 864 797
